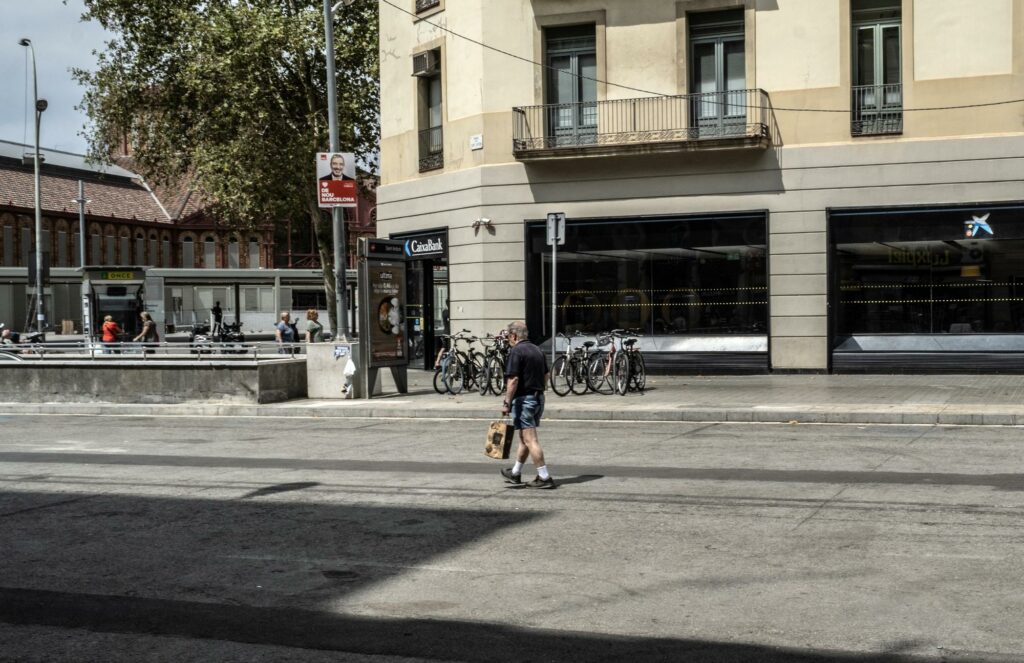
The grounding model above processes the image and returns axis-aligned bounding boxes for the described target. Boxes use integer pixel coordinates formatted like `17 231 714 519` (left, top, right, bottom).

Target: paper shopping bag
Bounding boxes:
484 419 514 459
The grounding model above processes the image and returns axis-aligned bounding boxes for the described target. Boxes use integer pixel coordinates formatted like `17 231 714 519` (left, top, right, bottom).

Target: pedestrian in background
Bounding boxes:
101 315 122 354
275 311 295 354
500 320 555 489
132 311 160 349
211 301 223 334
305 309 323 343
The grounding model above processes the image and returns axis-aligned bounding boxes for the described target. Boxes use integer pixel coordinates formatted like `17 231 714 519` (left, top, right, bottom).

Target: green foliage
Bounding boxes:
75 0 379 229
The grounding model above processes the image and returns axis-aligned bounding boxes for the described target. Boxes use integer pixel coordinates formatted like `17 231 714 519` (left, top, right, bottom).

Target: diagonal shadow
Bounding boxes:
556 474 604 486
3 451 1023 491
0 586 937 662
239 481 320 499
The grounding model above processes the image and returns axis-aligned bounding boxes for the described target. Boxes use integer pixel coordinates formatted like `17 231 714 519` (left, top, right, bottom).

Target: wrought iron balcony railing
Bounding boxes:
418 126 443 172
851 83 903 136
416 0 441 13
513 89 772 158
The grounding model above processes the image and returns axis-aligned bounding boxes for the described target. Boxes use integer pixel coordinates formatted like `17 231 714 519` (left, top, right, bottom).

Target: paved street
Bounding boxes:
1 414 1022 661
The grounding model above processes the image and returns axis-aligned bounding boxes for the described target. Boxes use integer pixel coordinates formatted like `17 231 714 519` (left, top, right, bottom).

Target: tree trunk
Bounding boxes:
307 204 338 335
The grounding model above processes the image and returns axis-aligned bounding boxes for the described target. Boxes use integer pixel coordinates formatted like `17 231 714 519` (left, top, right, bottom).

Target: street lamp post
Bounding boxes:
324 0 355 340
18 38 47 335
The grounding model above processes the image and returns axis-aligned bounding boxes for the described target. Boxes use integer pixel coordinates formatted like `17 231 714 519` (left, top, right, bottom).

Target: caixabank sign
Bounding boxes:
403 233 446 259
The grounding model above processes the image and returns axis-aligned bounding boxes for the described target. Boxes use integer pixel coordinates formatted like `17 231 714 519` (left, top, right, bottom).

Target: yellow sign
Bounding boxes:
101 271 137 281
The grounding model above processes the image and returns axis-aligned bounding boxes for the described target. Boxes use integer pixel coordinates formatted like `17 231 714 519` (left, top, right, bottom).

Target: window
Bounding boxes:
203 237 216 268
105 235 116 265
182 237 195 268
525 213 768 340
57 231 68 267
162 239 171 267
20 228 30 266
228 238 240 268
135 234 145 264
831 203 1024 336
414 48 443 172
242 286 276 312
149 234 158 266
415 0 440 13
72 232 81 267
90 233 101 265
249 239 260 268
2 226 12 266
120 236 130 264
851 1 902 135
292 289 328 309
689 10 746 137
545 25 597 147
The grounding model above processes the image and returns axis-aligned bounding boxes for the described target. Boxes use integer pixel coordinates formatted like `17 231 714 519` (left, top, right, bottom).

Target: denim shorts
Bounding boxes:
510 393 544 430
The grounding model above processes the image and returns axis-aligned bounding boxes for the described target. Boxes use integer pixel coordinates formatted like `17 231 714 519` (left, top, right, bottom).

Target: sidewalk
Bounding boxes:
3 371 1024 425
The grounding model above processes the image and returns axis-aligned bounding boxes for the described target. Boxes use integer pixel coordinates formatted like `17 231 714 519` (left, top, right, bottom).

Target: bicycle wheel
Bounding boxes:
487 356 505 396
631 352 647 392
550 355 572 397
570 355 589 394
445 355 466 394
433 367 447 394
477 356 491 395
587 352 612 394
613 351 630 396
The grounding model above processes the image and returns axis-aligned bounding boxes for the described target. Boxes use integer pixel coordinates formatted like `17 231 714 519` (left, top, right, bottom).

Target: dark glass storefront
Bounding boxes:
525 212 769 372
830 202 1024 372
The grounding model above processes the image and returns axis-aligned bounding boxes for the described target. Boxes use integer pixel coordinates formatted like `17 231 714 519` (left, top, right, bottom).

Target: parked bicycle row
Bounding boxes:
432 328 646 397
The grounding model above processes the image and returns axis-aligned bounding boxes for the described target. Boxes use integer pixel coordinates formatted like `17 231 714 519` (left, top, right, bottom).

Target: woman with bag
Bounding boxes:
133 311 160 354
101 315 122 354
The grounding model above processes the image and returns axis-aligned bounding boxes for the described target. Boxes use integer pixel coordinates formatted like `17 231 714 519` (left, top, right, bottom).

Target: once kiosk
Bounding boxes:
81 267 151 341
356 238 409 397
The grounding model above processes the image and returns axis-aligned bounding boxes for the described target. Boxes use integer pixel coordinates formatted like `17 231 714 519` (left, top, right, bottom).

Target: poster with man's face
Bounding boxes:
316 152 357 208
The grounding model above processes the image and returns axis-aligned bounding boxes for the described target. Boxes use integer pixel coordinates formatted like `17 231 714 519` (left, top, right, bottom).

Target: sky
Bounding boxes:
0 0 109 154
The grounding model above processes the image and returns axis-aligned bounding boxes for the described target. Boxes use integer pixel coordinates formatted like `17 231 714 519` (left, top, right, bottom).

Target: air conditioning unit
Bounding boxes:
412 50 440 77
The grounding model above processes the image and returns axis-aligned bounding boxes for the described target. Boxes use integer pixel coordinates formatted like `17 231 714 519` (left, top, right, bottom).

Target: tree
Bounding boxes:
74 0 379 332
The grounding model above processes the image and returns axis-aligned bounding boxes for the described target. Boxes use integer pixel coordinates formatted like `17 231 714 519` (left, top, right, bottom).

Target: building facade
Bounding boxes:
378 0 1024 372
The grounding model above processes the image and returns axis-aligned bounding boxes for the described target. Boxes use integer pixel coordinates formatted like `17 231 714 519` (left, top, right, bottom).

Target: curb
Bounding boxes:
1 402 1023 426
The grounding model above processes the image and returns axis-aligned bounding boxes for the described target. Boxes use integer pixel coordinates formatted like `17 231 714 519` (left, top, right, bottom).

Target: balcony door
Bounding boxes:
545 26 597 147
690 10 746 137
852 2 902 135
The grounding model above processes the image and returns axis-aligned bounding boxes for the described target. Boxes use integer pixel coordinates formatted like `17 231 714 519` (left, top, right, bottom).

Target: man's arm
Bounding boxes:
502 376 519 416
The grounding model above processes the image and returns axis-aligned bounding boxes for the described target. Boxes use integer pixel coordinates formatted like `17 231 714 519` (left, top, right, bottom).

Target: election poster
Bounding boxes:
316 152 357 208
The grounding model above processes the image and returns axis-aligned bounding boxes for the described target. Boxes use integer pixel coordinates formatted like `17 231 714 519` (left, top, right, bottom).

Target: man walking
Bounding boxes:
500 321 555 489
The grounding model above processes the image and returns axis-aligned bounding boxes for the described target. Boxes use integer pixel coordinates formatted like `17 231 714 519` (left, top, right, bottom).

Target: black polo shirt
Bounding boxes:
505 340 547 399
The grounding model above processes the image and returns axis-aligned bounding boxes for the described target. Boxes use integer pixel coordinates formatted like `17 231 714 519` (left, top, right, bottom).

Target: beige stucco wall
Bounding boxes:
755 0 841 92
914 0 1014 81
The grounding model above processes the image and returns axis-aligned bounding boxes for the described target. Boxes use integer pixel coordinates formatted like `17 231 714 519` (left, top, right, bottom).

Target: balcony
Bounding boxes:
851 83 902 136
418 126 443 172
512 89 772 160
415 0 440 13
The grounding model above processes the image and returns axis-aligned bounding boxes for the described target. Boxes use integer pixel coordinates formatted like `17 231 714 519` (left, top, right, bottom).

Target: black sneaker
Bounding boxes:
501 467 522 484
526 476 556 490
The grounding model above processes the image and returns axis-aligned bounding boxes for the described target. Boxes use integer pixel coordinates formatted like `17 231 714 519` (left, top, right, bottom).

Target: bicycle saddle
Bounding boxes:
583 341 595 348
624 338 638 348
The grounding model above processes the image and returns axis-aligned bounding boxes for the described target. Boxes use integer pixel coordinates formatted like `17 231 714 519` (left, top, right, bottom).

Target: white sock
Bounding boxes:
537 465 550 480
512 461 524 475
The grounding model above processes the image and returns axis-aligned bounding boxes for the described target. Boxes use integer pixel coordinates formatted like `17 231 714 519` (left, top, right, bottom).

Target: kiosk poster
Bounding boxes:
316 152 357 208
367 262 407 365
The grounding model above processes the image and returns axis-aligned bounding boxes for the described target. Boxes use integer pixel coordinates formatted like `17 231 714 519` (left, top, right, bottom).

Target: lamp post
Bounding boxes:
19 38 47 335
324 0 356 340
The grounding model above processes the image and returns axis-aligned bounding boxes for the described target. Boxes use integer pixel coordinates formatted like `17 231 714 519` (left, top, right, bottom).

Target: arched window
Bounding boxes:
182 236 195 268
248 237 261 268
135 232 146 265
149 232 158 266
203 236 216 269
228 237 239 268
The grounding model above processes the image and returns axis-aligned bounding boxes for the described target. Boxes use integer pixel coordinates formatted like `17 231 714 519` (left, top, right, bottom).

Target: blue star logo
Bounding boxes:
965 214 993 238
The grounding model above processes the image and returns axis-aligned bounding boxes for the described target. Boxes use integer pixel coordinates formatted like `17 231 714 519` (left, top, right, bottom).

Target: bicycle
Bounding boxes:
443 330 481 395
478 330 510 396
549 331 593 396
586 329 643 396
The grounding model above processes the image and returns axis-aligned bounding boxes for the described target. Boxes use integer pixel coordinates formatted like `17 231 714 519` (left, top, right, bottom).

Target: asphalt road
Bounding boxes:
1 414 1022 662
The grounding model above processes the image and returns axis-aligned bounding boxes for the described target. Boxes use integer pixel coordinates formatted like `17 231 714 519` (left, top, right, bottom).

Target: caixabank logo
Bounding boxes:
964 213 994 238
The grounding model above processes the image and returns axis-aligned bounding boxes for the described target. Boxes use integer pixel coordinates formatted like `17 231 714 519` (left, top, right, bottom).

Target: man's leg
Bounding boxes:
519 427 545 468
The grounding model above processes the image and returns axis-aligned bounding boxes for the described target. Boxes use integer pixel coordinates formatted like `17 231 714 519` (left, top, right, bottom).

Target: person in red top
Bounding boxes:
101 315 122 353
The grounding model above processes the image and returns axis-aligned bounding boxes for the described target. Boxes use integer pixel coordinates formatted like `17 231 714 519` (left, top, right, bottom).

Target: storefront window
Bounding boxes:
832 203 1024 336
526 213 768 341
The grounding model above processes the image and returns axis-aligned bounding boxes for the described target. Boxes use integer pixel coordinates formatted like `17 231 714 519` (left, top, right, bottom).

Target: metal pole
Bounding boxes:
74 180 90 342
551 233 557 365
324 0 349 340
21 39 45 334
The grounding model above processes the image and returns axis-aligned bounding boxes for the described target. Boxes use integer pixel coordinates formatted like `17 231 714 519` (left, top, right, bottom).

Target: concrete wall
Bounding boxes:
0 360 307 404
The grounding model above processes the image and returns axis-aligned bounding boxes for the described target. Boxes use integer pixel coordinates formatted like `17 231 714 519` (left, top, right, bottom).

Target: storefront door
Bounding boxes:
391 229 449 370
